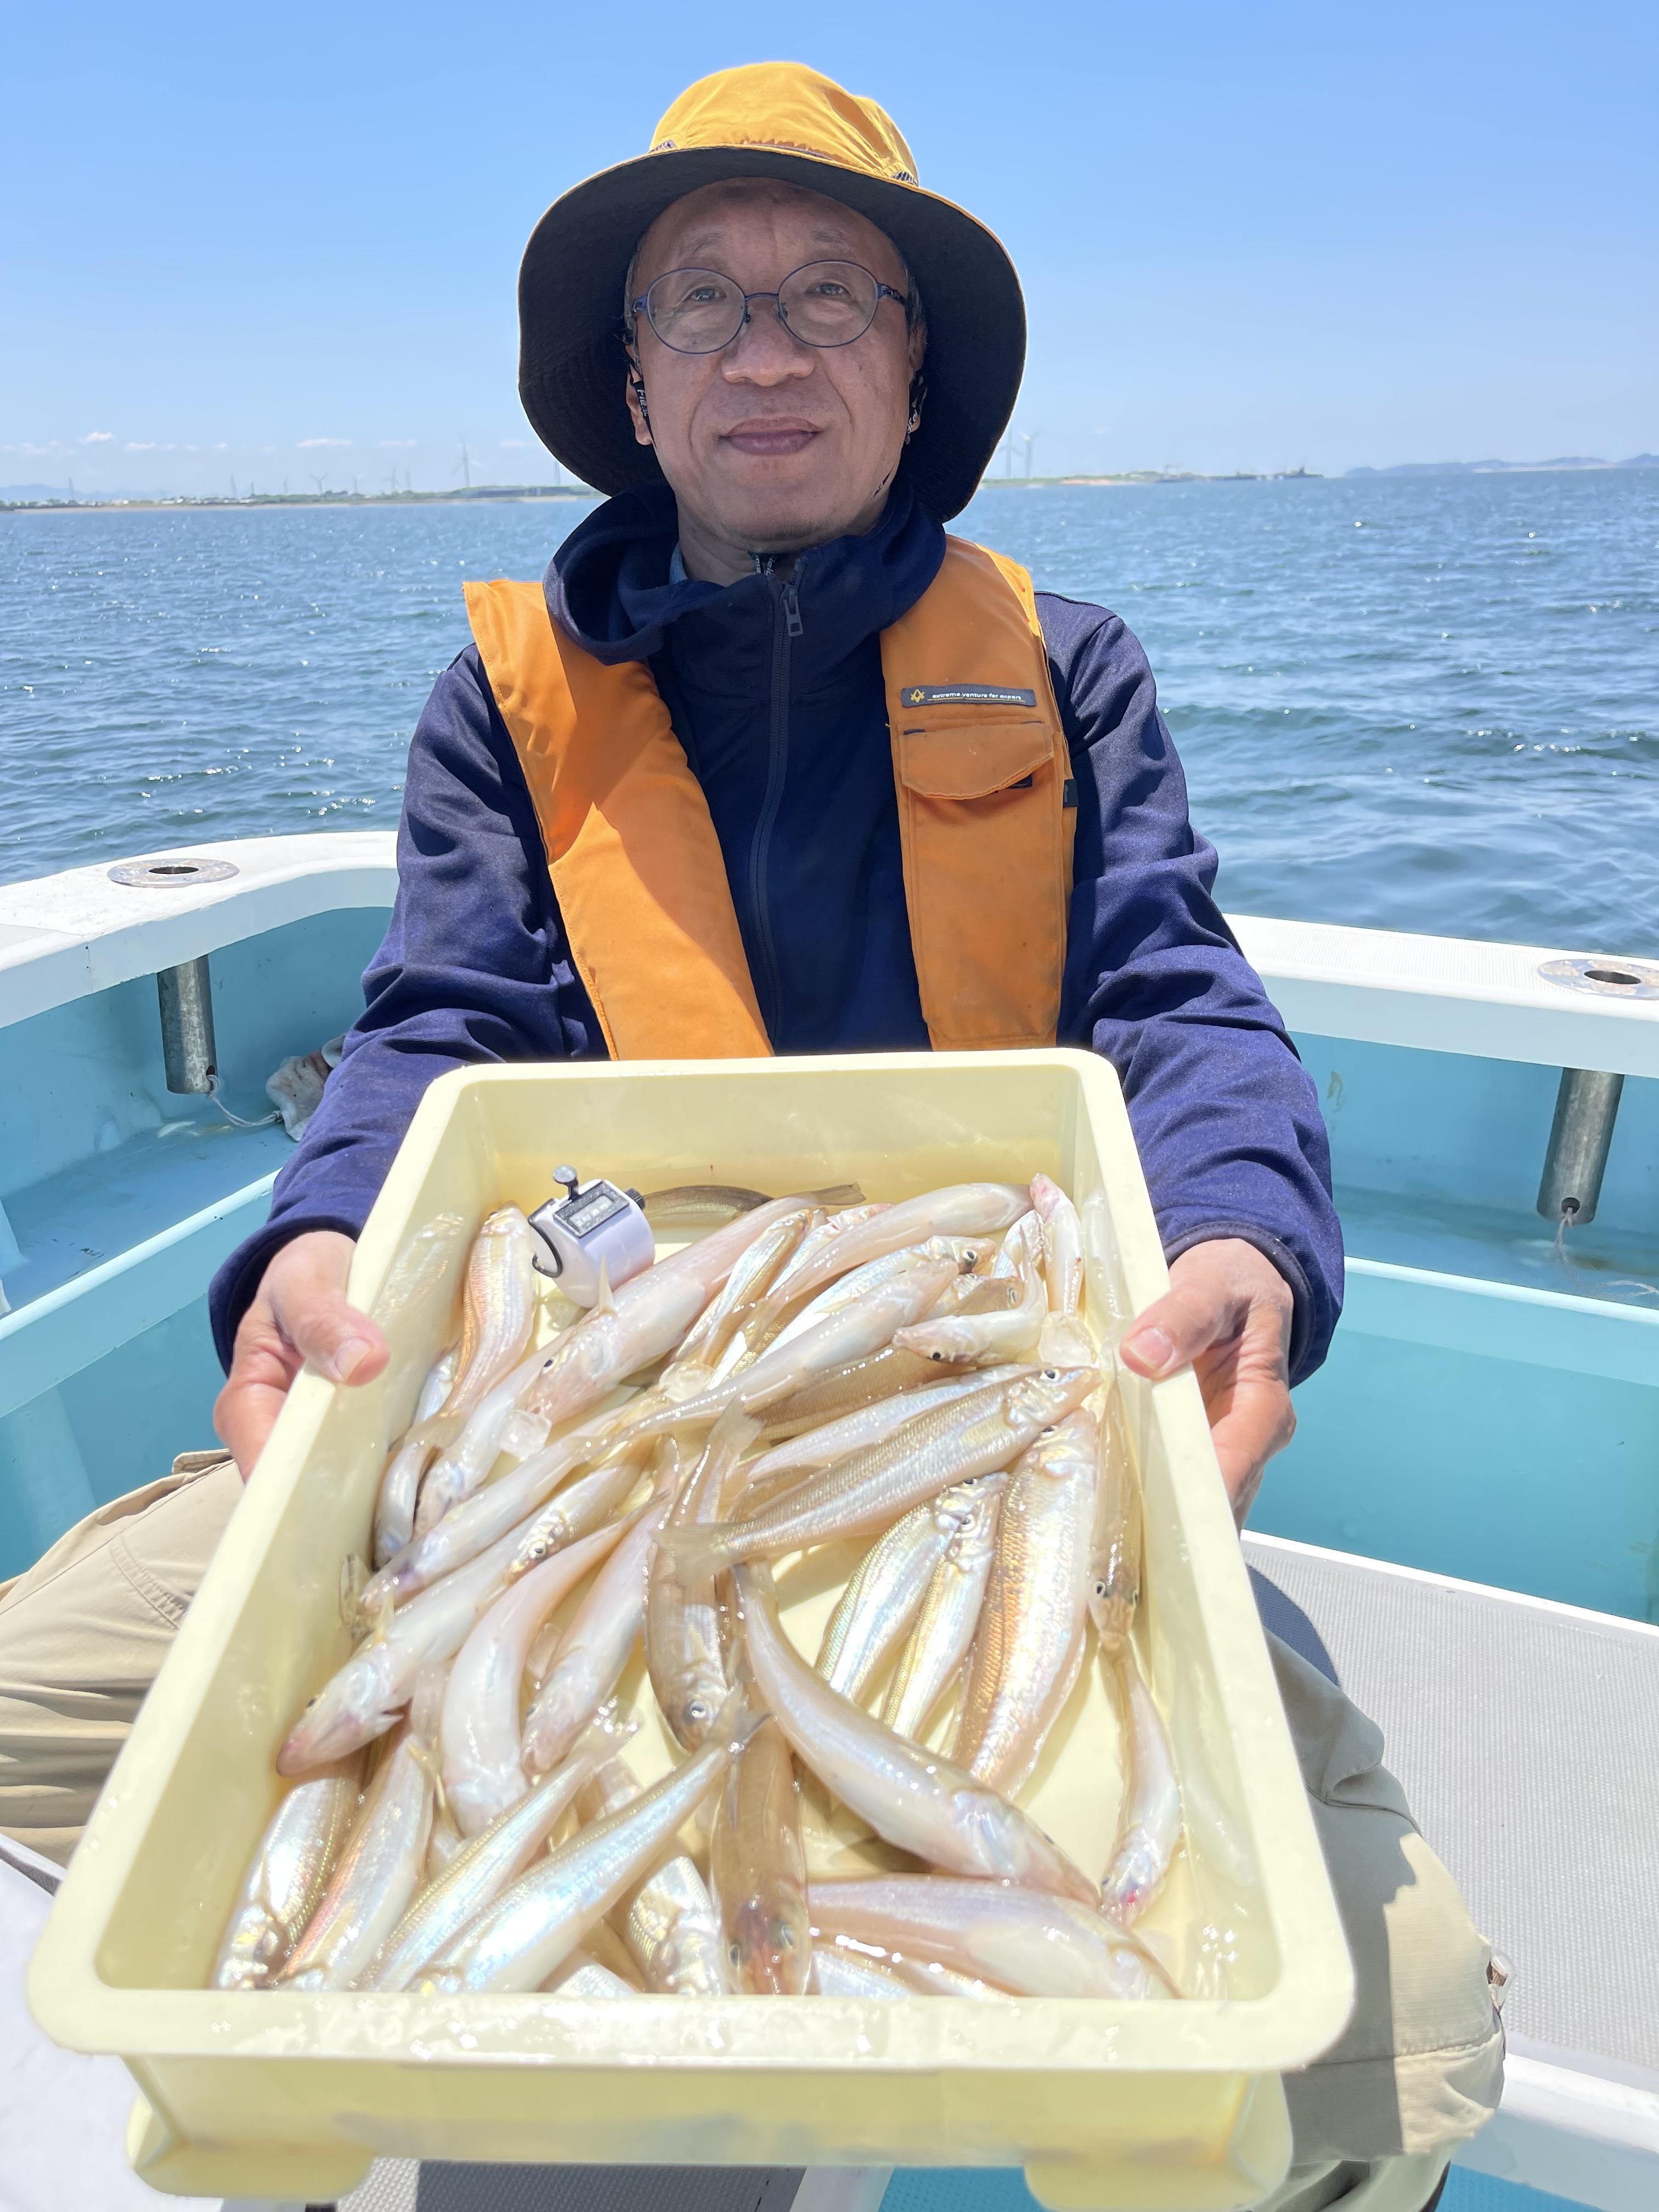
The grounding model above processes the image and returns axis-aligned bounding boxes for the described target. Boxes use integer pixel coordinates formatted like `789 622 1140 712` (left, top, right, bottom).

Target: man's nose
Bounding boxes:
721 303 814 385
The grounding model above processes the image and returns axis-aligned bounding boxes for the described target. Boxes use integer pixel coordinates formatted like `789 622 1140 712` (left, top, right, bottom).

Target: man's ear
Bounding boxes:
624 354 653 448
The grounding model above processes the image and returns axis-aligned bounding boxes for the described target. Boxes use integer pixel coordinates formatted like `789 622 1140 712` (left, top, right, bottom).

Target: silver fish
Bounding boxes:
211 1761 362 1989
420 1697 750 1995
625 1255 963 1442
809 1876 1169 2001
1088 1379 1142 1654
810 1944 912 1999
672 1210 814 1374
440 1515 634 1834
814 1482 991 1702
955 1408 1098 1794
521 1492 668 1774
776 1185 1030 1305
742 1367 1033 1489
758 1345 975 1438
646 1412 754 1749
882 1476 1006 1741
279 1518 531 1773
1030 1173 1084 1314
667 1368 1094 1584
368 1402 633 1607
734 1564 1097 1903
541 1949 640 1996
1101 1647 1183 1925
764 1238 991 1357
362 1725 617 1990
374 1346 458 1568
577 1756 729 1996
503 1446 650 1585
276 1708 438 1990
710 1716 810 1994
893 1244 1047 1364
407 1205 539 1468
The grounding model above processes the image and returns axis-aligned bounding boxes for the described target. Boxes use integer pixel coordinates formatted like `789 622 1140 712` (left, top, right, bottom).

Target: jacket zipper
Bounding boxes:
746 560 803 1040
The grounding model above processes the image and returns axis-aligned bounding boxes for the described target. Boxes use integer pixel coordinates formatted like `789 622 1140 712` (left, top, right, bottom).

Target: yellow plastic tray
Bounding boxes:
29 1051 1352 2208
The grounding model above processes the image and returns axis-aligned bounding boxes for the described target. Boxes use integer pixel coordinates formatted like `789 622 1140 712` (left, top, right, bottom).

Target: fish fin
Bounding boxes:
338 1553 369 1629
594 1260 616 1314
706 1683 766 1754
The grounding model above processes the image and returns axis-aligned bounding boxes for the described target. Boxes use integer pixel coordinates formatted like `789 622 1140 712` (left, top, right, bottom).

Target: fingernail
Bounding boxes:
1125 1326 1175 1376
332 1337 373 1383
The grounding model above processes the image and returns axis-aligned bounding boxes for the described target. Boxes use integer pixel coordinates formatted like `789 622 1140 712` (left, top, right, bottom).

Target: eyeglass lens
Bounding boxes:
643 261 886 354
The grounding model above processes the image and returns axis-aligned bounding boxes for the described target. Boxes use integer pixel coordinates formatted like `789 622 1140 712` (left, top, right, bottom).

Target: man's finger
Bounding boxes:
214 1369 289 1476
1120 1277 1233 1380
1209 1380 1297 1523
270 1271 388 1387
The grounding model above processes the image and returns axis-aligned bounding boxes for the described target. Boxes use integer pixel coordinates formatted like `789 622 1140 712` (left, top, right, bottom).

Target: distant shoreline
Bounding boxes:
0 486 600 516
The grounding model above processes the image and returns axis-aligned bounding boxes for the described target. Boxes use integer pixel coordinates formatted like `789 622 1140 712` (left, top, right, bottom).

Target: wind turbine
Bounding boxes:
455 438 473 490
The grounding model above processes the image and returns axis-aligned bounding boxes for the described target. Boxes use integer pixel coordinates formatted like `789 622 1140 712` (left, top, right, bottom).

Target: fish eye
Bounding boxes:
1041 1368 1060 1380
729 1942 743 1966
687 1699 710 1723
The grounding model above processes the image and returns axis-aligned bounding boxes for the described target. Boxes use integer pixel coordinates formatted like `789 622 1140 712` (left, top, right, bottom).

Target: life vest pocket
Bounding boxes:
893 719 1053 802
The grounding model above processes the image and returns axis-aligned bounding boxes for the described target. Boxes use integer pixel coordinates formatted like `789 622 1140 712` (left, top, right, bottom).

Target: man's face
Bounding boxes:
627 180 924 556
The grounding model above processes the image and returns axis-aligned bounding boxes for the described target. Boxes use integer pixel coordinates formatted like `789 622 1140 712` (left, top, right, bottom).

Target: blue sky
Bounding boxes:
4 1 1655 493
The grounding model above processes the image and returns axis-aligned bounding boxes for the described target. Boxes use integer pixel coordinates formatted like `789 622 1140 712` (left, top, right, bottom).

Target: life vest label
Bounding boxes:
900 682 1038 708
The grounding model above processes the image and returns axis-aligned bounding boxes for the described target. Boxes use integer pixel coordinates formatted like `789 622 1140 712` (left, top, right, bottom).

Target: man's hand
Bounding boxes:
1118 1237 1296 1525
214 1231 387 1477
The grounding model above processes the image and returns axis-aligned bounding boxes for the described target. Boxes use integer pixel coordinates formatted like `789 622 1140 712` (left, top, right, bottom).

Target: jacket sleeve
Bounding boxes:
207 646 601 1367
1042 592 1343 1384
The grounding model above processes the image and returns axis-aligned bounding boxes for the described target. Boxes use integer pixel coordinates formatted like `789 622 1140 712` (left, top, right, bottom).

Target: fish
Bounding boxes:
665 1368 1095 1584
892 1246 1046 1364
426 1197 815 1513
211 1760 362 1989
771 1185 1030 1306
440 1516 635 1835
741 1367 1034 1489
362 1723 620 1990
1087 1380 1142 1654
882 1476 1006 1741
640 1184 775 1224
577 1756 729 1996
808 1876 1170 2001
1030 1173 1084 1314
954 1408 1098 1793
809 1944 912 1999
541 1950 640 1997
623 1255 964 1442
761 1201 891 1307
366 1404 634 1608
1101 1647 1183 1926
373 1346 458 1568
425 1799 466 1880
671 1210 814 1374
278 1517 536 1773
733 1564 1096 1903
521 1492 668 1774
417 1694 752 1995
405 1205 539 1463
990 1211 1044 1280
763 1238 992 1357
502 1446 651 1585
646 1410 755 1749
808 1929 1008 2001
276 1688 441 1990
814 1480 997 1702
709 1716 811 1994
758 1345 975 1437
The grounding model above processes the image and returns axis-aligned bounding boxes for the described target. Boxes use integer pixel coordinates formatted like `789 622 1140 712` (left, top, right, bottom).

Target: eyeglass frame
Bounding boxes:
628 258 914 356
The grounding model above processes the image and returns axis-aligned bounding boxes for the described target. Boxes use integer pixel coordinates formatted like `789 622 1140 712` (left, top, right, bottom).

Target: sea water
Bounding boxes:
2 470 1655 953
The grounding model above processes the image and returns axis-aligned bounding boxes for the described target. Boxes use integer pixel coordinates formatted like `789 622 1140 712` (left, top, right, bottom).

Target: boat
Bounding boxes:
1 831 1654 2212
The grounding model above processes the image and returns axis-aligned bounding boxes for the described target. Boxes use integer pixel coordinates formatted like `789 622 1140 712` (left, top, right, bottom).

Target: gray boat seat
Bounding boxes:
1243 1532 1659 2212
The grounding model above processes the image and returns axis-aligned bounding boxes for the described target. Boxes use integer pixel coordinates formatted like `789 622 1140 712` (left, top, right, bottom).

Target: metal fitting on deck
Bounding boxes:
1537 1068 1623 1226
157 957 217 1095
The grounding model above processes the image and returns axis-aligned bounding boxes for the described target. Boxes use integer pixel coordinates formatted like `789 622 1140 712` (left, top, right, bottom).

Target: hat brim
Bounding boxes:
518 145 1025 522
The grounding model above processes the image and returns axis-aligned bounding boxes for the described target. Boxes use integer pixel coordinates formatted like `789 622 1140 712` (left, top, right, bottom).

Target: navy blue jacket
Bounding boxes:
210 481 1342 1381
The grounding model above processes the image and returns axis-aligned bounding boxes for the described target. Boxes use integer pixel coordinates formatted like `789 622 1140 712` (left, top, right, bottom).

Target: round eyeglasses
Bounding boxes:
631 259 909 355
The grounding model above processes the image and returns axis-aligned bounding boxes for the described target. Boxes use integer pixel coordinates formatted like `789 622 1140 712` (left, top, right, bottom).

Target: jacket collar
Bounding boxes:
544 477 946 669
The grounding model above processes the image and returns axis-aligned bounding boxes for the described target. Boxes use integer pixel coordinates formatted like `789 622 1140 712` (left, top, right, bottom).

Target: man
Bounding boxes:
0 62 1499 2210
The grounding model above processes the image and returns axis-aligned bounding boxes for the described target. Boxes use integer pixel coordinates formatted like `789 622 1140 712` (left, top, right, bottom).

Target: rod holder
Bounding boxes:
1537 1067 1623 1226
157 957 218 1095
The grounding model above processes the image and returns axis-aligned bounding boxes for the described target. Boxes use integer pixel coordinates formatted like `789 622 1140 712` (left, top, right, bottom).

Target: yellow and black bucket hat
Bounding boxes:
518 61 1026 521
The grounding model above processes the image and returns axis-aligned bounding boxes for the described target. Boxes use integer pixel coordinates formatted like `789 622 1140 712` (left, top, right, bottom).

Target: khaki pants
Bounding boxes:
0 1460 1502 2206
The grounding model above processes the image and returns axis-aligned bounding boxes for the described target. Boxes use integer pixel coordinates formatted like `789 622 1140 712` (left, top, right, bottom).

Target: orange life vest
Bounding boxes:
464 536 1075 1059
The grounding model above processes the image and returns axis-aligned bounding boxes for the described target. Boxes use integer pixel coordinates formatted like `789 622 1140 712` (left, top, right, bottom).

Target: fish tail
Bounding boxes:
656 1521 735 1587
706 1681 766 1754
